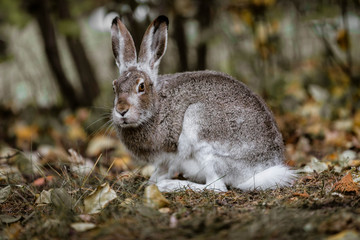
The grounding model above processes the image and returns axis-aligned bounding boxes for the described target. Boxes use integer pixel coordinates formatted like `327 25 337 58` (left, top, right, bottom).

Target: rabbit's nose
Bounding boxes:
117 108 129 116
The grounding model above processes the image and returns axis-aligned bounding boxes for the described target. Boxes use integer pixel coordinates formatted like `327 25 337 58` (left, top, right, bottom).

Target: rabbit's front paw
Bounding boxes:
156 179 227 192
156 180 203 192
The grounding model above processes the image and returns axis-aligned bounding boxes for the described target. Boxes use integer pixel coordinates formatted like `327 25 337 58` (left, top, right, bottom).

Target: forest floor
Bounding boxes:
1 106 360 240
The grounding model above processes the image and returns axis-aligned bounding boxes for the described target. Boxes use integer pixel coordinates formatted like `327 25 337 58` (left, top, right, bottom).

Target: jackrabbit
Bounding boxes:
110 15 295 192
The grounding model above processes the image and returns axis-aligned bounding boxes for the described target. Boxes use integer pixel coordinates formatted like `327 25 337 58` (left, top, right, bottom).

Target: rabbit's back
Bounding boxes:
120 70 284 167
156 70 284 163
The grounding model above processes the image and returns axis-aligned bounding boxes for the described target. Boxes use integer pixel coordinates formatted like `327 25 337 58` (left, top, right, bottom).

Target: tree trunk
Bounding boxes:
174 15 188 72
195 1 213 70
56 0 100 106
28 0 80 109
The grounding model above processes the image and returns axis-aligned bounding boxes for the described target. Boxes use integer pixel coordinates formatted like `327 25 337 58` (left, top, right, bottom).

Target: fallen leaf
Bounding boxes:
71 160 94 176
35 189 53 205
327 230 360 240
86 136 118 157
13 122 39 149
293 190 310 198
68 149 94 175
4 222 22 240
144 184 170 209
0 215 21 224
84 182 117 214
158 207 171 214
120 197 134 207
51 188 73 210
0 185 11 203
325 130 348 147
141 165 155 178
333 173 359 195
32 176 54 186
67 124 87 141
112 156 132 171
299 157 328 173
348 160 360 167
336 29 350 51
38 145 69 165
334 119 353 132
14 153 41 175
70 222 96 232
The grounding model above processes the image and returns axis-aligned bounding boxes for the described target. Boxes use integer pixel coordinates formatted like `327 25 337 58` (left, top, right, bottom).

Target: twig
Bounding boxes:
81 153 102 188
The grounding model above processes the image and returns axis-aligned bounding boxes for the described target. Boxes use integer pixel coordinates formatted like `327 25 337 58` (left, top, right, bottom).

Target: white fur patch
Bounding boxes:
237 165 296 190
150 103 296 192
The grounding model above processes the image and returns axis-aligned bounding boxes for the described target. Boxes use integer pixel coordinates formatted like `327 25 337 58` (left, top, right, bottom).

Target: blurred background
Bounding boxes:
1 0 360 171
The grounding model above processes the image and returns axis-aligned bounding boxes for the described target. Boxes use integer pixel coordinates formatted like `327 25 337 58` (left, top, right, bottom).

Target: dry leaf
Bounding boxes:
141 165 155 178
84 182 117 214
32 176 54 186
67 124 87 141
68 149 94 175
327 230 360 240
348 160 360 167
299 157 328 173
120 197 134 207
336 29 350 51
35 189 53 205
0 165 24 182
293 190 310 198
158 207 171 214
112 156 132 171
13 123 39 149
70 222 96 232
0 215 21 224
333 173 359 195
0 185 11 203
4 222 23 240
144 184 170 209
51 188 73 210
38 145 68 165
86 136 118 157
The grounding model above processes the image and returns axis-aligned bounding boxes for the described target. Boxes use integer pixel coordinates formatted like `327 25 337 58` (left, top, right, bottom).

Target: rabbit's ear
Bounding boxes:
138 15 168 76
111 16 137 73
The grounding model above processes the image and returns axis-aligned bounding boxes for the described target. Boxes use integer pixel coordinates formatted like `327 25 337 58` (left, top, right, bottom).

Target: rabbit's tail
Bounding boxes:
237 165 296 190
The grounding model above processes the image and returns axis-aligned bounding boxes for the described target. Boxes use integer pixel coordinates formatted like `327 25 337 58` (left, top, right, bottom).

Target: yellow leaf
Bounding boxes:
354 110 360 127
86 136 118 157
327 230 360 240
13 123 38 148
67 124 87 141
336 29 350 51
144 185 170 209
84 182 117 214
241 9 254 26
112 156 132 171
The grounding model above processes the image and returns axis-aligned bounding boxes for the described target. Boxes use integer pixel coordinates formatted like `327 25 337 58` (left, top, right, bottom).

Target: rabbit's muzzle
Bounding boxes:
116 95 131 117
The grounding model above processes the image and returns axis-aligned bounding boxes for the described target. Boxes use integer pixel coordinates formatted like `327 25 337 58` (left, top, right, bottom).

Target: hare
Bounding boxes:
110 15 295 192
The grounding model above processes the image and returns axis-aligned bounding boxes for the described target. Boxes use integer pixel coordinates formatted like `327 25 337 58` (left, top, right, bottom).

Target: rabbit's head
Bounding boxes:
111 16 168 128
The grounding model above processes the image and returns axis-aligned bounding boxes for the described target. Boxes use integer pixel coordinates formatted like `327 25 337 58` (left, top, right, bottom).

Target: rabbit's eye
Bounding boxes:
138 83 145 93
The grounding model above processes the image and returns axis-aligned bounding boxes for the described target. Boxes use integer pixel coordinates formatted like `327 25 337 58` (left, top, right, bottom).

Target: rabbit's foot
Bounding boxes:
156 179 227 192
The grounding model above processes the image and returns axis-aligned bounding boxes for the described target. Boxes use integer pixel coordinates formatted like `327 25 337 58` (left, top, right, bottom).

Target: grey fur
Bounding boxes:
110 15 293 191
118 70 284 164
